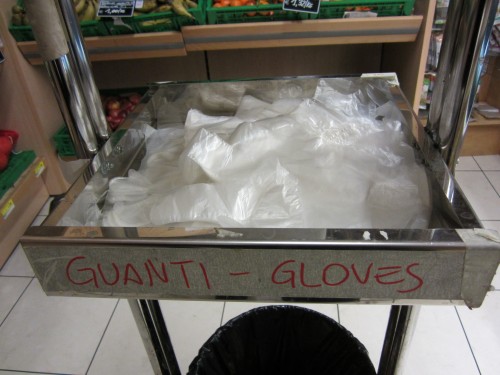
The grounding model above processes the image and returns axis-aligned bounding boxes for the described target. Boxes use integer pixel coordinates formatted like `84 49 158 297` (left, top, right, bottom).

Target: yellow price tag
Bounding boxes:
34 161 46 177
1 199 15 220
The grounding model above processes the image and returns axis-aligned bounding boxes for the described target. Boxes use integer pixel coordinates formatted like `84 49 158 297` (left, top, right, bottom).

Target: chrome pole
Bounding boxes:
45 55 99 158
128 300 182 375
378 305 420 375
426 0 499 173
55 0 110 142
24 0 98 158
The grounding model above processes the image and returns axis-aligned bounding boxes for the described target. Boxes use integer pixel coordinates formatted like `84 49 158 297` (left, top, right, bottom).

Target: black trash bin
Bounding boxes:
188 305 377 375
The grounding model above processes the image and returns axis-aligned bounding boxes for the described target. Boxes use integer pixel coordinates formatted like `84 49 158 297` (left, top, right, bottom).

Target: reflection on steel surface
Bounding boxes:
427 0 499 172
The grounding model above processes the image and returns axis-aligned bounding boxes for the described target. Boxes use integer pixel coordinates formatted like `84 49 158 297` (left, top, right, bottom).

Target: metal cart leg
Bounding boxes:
128 299 181 375
378 305 420 375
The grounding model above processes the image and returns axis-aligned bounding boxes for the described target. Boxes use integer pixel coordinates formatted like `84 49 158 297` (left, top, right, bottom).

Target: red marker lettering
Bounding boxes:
375 266 404 285
351 263 373 284
144 259 168 287
171 260 194 288
398 263 424 293
300 263 321 288
124 263 144 285
97 263 120 286
271 260 296 288
322 263 349 286
199 263 211 289
66 256 99 288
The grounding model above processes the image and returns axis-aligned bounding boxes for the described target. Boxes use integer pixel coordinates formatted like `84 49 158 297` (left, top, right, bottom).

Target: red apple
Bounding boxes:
120 98 134 112
106 98 121 112
108 108 121 118
128 93 141 105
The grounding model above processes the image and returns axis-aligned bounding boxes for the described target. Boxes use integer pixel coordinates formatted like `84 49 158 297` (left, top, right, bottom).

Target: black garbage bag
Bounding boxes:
188 305 376 375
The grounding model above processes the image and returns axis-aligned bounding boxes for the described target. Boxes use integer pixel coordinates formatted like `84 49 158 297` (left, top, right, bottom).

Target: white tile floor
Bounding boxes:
0 155 499 375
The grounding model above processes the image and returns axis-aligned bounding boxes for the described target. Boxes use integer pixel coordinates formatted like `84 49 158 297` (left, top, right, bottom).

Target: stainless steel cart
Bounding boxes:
21 76 500 375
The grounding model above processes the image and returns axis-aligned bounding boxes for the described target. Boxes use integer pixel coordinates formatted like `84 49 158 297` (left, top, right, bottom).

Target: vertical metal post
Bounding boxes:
55 0 110 142
378 305 420 375
128 299 182 375
426 0 499 173
45 56 99 158
24 0 98 158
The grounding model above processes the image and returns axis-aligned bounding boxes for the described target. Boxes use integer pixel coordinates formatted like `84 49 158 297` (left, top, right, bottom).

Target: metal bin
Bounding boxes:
20 76 500 374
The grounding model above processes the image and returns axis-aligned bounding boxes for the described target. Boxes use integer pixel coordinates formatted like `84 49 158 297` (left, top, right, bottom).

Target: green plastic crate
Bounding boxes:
7 24 32 42
134 0 205 32
207 0 307 24
104 0 205 35
9 19 109 42
311 0 415 20
0 150 36 200
52 126 76 157
53 126 128 157
8 0 109 42
102 17 136 35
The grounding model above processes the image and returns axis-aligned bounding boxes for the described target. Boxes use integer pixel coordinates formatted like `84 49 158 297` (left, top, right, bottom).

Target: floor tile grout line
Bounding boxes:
482 170 500 198
0 369 72 375
85 299 120 375
472 154 500 171
472 155 500 173
454 306 483 375
0 277 34 329
219 302 226 327
460 169 500 221
0 275 35 279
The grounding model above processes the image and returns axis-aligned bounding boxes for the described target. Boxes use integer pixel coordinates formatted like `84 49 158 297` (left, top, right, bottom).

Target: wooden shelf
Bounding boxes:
183 16 423 51
470 109 500 127
17 31 186 65
461 110 500 156
16 15 423 64
418 110 500 156
0 157 48 267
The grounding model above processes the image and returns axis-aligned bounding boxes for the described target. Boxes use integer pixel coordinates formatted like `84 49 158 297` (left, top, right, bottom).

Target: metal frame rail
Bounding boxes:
131 301 418 375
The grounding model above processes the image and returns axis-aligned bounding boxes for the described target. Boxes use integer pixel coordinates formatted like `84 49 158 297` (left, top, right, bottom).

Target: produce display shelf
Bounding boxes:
311 0 416 20
16 30 187 65
182 15 422 51
13 12 422 64
8 0 205 41
8 0 108 42
105 0 206 35
9 19 109 42
205 0 415 25
206 0 307 24
0 150 36 200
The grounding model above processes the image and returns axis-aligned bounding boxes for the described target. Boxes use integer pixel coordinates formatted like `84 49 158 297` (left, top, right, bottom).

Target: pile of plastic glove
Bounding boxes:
97 80 432 228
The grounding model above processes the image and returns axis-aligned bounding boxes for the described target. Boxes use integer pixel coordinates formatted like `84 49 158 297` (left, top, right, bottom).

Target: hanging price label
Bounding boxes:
282 0 320 14
97 0 136 17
